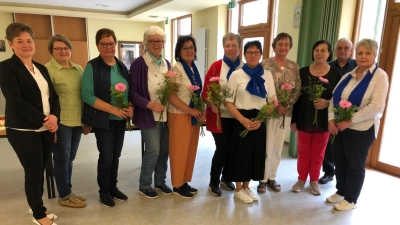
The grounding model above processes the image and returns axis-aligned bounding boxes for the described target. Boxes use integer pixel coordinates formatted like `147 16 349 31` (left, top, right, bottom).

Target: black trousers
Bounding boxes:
332 125 375 204
210 118 235 185
6 128 55 220
93 119 126 194
322 138 335 177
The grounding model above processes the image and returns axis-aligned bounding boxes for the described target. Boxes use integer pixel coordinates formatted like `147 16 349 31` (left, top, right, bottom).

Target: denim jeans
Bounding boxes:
52 124 82 199
94 119 126 194
139 122 169 189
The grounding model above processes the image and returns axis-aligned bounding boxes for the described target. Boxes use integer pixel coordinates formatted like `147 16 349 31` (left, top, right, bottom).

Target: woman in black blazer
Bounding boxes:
0 23 60 225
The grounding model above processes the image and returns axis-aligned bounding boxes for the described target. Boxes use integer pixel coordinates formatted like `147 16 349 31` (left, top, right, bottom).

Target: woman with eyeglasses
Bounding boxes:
201 33 243 196
130 26 173 199
223 40 276 204
168 36 205 199
0 22 60 225
44 34 89 209
81 28 133 207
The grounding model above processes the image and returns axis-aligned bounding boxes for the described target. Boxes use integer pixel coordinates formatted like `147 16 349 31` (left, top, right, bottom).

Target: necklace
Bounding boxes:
314 64 326 73
24 64 34 69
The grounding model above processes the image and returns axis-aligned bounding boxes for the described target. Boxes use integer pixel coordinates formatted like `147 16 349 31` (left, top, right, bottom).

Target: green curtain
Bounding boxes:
289 0 342 158
320 0 342 52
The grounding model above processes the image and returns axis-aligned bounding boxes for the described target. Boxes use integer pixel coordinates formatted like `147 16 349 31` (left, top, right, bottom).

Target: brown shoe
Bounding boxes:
58 195 86 208
72 193 86 202
267 180 281 192
257 182 267 193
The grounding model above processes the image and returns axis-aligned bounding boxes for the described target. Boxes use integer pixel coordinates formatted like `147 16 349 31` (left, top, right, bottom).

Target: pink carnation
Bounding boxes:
339 100 352 108
210 77 220 82
319 77 329 83
188 85 200 91
273 96 279 106
114 83 126 92
167 71 176 78
281 83 293 90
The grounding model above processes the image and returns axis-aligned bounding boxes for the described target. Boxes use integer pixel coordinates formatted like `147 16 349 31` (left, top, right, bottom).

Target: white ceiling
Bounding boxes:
0 0 231 22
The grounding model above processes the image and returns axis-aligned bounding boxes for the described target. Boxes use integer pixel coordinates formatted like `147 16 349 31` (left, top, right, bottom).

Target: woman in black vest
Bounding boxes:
81 28 133 208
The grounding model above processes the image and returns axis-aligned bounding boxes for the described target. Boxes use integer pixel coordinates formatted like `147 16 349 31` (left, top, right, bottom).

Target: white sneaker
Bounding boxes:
309 181 321 195
326 193 344 203
29 209 58 220
334 200 357 211
234 189 253 204
244 188 258 201
32 217 58 225
291 180 305 192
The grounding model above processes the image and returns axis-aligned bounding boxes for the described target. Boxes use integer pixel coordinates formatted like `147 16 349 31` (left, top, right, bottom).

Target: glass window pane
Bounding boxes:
358 0 387 61
242 0 268 26
178 17 192 35
229 7 239 33
379 27 400 168
241 37 264 63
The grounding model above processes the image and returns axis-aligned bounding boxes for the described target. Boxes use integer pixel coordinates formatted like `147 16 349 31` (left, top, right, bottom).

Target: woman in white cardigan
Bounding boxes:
326 38 389 211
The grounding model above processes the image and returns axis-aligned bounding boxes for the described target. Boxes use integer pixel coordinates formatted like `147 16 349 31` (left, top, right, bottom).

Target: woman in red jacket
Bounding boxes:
201 33 243 196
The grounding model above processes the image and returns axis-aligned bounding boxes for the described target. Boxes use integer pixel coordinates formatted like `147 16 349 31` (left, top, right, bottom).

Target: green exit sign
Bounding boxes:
228 1 236 10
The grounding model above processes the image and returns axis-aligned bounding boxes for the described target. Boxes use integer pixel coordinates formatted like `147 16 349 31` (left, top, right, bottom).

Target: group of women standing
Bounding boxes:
0 20 389 224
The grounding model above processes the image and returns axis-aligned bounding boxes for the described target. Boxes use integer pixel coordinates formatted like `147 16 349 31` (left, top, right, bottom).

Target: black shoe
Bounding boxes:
110 188 128 201
208 184 222 196
182 182 198 194
318 174 334 184
173 186 194 199
155 183 173 195
139 187 159 199
221 178 235 191
100 193 115 207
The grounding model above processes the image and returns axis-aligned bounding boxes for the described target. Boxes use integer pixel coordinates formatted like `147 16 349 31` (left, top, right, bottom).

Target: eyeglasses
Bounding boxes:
148 40 164 45
182 46 195 52
245 51 261 56
336 46 350 51
99 42 116 48
53 47 70 52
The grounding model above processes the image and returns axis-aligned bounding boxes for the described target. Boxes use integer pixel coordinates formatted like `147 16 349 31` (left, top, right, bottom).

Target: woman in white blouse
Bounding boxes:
223 40 276 204
326 38 389 211
168 36 205 199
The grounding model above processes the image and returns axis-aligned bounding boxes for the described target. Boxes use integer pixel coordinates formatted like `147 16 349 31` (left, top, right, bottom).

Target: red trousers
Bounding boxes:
297 130 330 182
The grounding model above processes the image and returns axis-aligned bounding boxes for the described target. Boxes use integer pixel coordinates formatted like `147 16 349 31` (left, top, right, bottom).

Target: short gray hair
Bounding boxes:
222 33 242 47
143 26 166 49
48 34 72 54
355 38 378 57
336 38 353 47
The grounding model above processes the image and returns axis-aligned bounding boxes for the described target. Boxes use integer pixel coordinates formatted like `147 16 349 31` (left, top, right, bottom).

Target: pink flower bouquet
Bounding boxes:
276 82 294 129
155 71 178 127
302 76 329 127
110 83 132 131
328 100 358 144
206 76 234 130
188 85 206 136
239 97 280 138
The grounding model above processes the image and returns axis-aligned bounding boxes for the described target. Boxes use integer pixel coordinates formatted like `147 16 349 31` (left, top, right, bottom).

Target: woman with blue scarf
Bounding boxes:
168 36 205 199
326 39 389 211
223 40 276 204
201 33 243 196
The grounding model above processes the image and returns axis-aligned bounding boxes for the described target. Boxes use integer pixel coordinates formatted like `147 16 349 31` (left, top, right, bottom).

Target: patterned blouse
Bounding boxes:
261 57 301 117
